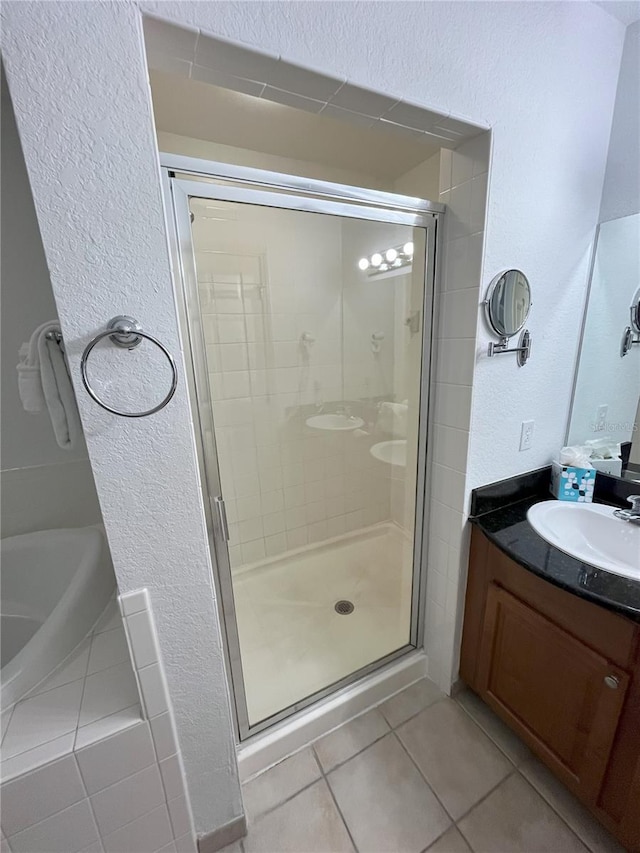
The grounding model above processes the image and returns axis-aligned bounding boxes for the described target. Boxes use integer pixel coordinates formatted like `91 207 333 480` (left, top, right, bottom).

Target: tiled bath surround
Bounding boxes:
1 590 197 853
1 600 140 780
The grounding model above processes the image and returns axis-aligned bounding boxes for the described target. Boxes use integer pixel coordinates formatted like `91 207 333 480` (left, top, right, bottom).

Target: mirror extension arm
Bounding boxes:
487 329 532 366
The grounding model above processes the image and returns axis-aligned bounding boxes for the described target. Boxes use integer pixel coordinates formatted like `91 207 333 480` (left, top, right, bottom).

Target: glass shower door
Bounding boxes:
169 172 436 736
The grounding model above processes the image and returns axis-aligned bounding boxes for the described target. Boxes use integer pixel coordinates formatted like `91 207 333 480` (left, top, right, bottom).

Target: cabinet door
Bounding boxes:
477 583 629 803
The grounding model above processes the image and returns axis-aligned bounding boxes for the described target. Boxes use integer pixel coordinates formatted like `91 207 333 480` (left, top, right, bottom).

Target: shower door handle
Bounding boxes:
213 495 230 541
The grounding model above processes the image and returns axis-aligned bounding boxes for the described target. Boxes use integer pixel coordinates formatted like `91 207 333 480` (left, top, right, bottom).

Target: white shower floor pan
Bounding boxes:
233 522 415 727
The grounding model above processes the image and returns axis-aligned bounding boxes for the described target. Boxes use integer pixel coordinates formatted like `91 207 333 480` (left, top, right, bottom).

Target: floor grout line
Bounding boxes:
312 743 361 853
239 680 619 853
242 770 323 823
383 693 448 732
418 823 462 853
511 768 601 853
453 766 519 826
312 729 392 775
452 695 615 852
454 694 527 768
455 816 476 851
391 729 459 825
323 774 361 853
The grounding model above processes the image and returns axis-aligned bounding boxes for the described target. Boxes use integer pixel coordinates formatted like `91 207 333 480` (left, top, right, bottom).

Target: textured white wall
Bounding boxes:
1 2 242 837
1 0 626 838
599 20 640 223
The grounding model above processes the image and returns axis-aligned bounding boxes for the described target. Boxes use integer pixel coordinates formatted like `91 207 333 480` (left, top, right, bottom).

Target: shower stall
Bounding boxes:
162 157 441 739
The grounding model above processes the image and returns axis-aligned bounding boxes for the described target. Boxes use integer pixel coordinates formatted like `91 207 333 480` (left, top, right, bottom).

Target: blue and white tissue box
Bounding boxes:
550 462 596 502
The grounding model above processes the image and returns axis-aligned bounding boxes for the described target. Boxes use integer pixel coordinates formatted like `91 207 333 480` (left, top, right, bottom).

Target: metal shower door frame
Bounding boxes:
161 154 440 742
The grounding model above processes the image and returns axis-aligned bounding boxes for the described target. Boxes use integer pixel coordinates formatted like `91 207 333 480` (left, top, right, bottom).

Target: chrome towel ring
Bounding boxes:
80 316 178 418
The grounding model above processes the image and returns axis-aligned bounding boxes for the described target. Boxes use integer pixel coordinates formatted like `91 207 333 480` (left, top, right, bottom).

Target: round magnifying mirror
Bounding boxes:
630 288 640 334
485 269 532 338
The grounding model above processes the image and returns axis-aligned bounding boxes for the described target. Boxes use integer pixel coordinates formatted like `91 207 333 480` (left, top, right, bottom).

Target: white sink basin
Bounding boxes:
370 440 407 468
527 501 640 581
305 413 364 431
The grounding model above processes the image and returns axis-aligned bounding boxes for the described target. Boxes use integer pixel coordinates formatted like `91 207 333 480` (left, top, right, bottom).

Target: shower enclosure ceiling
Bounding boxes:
163 159 439 738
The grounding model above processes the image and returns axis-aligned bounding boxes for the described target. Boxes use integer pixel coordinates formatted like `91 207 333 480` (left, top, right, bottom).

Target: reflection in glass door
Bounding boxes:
168 169 437 736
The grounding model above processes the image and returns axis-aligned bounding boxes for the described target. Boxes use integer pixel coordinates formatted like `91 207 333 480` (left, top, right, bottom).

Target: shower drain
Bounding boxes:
334 600 355 615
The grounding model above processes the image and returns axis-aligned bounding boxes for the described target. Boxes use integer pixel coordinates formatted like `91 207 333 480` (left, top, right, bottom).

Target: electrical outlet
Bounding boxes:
520 420 535 451
595 404 608 431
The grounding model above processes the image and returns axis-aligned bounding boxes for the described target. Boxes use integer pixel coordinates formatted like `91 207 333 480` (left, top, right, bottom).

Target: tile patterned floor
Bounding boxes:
224 679 624 853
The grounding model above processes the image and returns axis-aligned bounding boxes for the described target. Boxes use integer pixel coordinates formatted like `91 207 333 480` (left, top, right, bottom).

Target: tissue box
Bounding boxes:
550 462 596 502
590 458 622 477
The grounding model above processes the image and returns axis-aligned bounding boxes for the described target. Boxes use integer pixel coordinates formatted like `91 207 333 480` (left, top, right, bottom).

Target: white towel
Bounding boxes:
17 321 82 450
17 320 50 413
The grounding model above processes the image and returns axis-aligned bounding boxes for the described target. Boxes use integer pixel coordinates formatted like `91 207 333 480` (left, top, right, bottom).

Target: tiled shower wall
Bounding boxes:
194 201 420 569
425 133 490 689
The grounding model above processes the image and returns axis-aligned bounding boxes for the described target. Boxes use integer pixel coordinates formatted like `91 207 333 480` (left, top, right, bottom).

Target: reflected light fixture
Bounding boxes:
357 242 414 277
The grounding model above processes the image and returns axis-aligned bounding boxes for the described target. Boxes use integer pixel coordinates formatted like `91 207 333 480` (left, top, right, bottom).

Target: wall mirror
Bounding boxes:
631 288 640 333
567 212 640 483
621 286 640 357
484 269 532 365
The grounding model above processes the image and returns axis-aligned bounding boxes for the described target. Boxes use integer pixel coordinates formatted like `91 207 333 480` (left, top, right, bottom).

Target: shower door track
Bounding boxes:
160 153 441 742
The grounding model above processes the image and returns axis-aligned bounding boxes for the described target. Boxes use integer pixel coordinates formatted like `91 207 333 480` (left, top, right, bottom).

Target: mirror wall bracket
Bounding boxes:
621 289 640 357
621 326 640 357
488 329 532 365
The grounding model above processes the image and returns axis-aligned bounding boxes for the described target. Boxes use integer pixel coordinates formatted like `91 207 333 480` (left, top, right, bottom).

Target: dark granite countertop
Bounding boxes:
470 468 640 622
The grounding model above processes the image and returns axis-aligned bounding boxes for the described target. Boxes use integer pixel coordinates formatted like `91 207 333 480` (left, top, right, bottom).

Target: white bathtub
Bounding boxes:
1 527 115 710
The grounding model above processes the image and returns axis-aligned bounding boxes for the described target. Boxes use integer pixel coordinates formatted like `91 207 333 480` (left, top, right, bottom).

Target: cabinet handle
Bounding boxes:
604 675 620 689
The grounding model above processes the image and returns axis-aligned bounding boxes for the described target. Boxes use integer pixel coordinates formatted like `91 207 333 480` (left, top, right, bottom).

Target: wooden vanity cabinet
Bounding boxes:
461 528 640 851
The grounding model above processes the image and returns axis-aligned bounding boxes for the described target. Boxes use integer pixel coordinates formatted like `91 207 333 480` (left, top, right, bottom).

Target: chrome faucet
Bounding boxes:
336 404 352 417
613 495 640 525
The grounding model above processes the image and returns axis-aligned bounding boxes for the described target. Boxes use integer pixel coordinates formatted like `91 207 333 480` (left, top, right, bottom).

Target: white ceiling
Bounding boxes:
593 0 640 25
149 70 443 180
